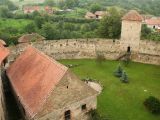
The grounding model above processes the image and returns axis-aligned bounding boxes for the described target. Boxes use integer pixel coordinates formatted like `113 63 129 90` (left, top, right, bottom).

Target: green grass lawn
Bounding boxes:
60 59 160 120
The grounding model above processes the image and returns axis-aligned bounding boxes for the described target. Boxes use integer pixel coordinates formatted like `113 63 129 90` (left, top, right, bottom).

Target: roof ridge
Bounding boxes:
27 46 68 71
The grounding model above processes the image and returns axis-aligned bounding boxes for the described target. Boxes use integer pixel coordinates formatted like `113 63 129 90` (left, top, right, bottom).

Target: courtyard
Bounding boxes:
60 59 160 120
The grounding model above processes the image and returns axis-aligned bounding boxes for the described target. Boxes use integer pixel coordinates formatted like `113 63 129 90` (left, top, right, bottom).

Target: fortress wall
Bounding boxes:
8 39 160 65
9 39 121 61
131 53 160 65
139 40 160 56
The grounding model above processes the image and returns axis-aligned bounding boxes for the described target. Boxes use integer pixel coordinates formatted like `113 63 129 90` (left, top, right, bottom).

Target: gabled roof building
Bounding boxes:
7 46 97 120
0 44 9 120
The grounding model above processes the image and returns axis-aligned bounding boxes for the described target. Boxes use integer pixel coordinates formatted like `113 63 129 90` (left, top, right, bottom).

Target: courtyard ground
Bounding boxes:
60 59 160 120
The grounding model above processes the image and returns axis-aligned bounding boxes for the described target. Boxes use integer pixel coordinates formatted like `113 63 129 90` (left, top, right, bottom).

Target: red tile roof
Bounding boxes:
23 6 40 11
145 19 160 25
0 44 9 65
85 12 96 17
95 11 106 16
0 39 6 46
18 33 45 43
7 46 68 118
122 10 143 21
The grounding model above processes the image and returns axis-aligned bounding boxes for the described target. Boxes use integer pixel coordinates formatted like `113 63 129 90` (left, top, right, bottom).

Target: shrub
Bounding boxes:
144 96 160 115
114 64 123 77
88 109 108 120
96 53 105 64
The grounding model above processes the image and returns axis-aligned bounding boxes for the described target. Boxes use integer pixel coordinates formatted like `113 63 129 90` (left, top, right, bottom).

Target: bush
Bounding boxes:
144 96 160 115
96 53 105 64
114 64 123 77
88 109 108 120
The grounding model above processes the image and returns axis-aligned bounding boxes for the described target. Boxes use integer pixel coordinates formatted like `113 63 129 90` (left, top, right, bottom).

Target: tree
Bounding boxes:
34 16 45 29
41 22 59 40
90 3 102 13
58 0 65 9
0 6 12 18
6 0 18 11
144 96 160 115
44 0 55 7
114 64 123 77
65 0 79 9
120 71 129 83
98 7 121 39
141 24 152 39
24 23 36 34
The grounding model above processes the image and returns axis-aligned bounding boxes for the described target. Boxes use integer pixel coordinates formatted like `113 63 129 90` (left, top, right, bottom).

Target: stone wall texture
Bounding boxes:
8 38 160 65
121 21 142 51
0 68 6 120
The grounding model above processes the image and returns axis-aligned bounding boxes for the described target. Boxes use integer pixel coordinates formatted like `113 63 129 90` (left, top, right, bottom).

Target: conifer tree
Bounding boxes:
120 71 129 83
114 64 123 77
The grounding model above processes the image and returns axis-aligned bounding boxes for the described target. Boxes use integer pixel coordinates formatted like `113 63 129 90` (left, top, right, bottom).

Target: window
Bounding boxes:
81 104 86 111
64 110 71 120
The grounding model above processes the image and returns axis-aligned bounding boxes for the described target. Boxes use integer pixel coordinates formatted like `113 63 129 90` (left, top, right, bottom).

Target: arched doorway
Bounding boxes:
127 46 131 53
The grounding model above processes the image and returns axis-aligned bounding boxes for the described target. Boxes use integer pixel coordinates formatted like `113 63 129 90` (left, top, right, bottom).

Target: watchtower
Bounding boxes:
121 10 143 52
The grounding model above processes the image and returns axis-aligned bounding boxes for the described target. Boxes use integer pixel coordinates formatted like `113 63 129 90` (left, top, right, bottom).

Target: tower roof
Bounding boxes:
122 10 143 21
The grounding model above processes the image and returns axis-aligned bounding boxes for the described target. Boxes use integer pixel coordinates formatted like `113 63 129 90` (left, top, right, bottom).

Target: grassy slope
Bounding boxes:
60 59 160 120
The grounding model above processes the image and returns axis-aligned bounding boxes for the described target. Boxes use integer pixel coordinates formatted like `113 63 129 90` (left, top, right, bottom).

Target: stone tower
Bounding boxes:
120 10 143 52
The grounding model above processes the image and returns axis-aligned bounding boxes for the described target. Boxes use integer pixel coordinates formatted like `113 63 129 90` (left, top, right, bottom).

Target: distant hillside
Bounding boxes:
6 0 160 16
9 0 45 6
79 0 160 16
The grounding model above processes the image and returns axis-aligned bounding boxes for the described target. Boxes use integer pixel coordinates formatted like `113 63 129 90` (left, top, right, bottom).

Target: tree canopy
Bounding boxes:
98 7 121 39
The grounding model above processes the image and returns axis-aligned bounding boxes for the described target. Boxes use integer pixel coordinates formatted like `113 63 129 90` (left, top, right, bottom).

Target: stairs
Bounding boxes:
116 52 131 61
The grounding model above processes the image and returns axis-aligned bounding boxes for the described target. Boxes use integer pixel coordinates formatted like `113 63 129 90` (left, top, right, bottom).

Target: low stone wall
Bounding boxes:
8 39 160 65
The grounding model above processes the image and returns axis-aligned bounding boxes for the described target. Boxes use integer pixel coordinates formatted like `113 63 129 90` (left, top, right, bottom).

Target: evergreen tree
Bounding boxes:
120 71 129 83
114 64 123 77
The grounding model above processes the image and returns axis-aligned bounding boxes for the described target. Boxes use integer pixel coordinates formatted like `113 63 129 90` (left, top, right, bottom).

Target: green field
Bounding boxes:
60 59 160 120
0 19 32 31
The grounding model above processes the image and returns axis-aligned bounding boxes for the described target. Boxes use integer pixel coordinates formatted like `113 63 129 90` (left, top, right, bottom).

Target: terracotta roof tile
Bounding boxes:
86 12 96 17
18 33 45 43
7 46 68 118
0 39 6 46
122 10 143 21
0 44 9 65
145 19 160 25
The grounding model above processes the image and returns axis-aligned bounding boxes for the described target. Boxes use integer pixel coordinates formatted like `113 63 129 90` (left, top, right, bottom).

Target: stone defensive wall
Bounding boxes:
8 39 160 65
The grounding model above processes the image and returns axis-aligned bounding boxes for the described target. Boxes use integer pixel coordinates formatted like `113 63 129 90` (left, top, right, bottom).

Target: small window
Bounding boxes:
64 110 71 120
67 86 68 89
81 104 86 111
